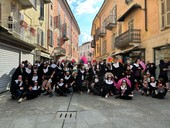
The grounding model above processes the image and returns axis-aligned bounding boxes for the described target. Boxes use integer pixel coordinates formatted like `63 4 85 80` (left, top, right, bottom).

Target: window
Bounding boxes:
37 28 44 46
51 4 53 10
50 15 52 28
118 23 122 35
128 18 134 30
97 44 100 54
111 5 117 24
40 0 44 19
102 40 107 55
161 0 170 29
112 34 115 50
49 30 53 46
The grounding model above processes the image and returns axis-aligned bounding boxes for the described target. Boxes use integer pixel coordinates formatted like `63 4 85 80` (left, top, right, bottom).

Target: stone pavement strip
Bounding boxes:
0 92 170 128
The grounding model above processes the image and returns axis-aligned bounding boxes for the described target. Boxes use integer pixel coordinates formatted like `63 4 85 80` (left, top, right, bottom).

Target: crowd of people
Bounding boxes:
10 57 170 103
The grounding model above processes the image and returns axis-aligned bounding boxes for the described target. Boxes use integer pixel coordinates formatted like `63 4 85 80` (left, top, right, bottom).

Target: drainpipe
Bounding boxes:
144 0 148 31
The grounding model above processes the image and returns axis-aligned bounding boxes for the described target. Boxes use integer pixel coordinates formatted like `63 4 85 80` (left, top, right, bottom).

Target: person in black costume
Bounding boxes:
76 65 86 94
11 75 25 99
102 74 116 98
158 59 169 83
116 79 133 100
55 78 67 96
18 81 40 103
10 63 25 99
64 71 72 94
42 62 54 97
151 79 168 99
112 57 124 82
89 75 102 96
132 59 143 90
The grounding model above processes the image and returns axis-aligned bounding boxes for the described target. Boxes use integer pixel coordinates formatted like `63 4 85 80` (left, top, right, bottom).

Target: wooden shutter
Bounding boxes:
56 15 60 28
166 0 170 26
47 29 50 45
161 0 165 29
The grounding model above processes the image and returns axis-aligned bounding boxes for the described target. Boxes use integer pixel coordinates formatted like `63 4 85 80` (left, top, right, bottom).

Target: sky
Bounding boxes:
67 0 104 46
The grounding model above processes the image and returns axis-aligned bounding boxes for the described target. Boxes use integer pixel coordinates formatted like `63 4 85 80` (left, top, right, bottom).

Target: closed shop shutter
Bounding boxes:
0 45 20 92
22 52 34 65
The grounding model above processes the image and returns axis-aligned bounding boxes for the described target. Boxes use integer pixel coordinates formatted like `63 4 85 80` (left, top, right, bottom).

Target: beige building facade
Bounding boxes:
91 0 170 64
0 0 80 92
79 41 93 63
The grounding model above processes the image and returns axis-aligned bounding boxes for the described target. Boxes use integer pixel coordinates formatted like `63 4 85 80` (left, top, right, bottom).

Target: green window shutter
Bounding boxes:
166 0 170 26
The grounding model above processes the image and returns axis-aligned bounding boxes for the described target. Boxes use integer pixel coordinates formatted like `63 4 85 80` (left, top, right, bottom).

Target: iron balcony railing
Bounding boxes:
54 47 66 56
105 15 116 30
115 29 141 48
62 23 69 41
96 26 106 38
0 15 35 44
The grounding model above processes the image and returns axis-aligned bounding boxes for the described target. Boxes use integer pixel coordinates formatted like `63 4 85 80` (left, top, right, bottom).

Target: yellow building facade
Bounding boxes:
91 0 170 64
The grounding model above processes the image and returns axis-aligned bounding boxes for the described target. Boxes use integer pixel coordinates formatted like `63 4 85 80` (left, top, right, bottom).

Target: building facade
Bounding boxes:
51 0 80 62
79 41 93 63
0 0 80 92
91 0 170 64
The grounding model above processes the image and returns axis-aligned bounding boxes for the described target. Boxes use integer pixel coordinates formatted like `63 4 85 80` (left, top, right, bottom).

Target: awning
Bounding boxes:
36 50 50 59
118 4 141 21
112 44 140 56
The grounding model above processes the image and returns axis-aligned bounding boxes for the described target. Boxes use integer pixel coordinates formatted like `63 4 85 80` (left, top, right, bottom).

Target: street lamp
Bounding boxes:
38 17 44 26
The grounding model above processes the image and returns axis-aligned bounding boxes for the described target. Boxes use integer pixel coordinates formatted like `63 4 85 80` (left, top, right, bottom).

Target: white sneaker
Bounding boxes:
87 89 90 94
105 94 108 98
18 98 23 103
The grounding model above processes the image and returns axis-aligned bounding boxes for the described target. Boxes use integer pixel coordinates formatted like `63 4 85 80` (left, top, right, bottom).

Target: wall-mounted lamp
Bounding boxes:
38 17 44 26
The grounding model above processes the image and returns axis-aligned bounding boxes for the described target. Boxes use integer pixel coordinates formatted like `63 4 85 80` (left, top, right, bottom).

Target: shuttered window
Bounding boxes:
102 40 107 55
112 34 115 50
49 30 53 46
166 0 170 26
161 0 170 29
37 28 44 46
128 18 134 30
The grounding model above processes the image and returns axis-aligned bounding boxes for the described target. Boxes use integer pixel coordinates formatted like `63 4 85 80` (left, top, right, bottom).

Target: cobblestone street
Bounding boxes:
0 91 170 128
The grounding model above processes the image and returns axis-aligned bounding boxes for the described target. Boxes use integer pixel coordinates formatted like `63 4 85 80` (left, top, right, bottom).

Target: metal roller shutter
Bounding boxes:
22 52 34 65
0 45 19 92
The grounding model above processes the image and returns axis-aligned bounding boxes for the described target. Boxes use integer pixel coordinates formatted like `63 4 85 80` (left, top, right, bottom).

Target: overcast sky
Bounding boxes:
67 0 104 46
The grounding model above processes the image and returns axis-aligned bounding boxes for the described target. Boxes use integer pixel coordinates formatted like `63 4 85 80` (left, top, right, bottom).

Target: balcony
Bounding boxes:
115 29 141 48
18 0 36 8
54 47 66 57
91 39 96 48
62 23 69 41
96 26 106 38
0 15 35 45
105 15 116 30
43 0 52 4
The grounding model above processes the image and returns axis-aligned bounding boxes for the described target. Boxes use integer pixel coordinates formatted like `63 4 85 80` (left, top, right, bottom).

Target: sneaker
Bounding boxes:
43 92 49 96
49 93 53 97
129 94 133 97
105 94 108 98
18 98 23 103
63 93 67 97
87 89 90 94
